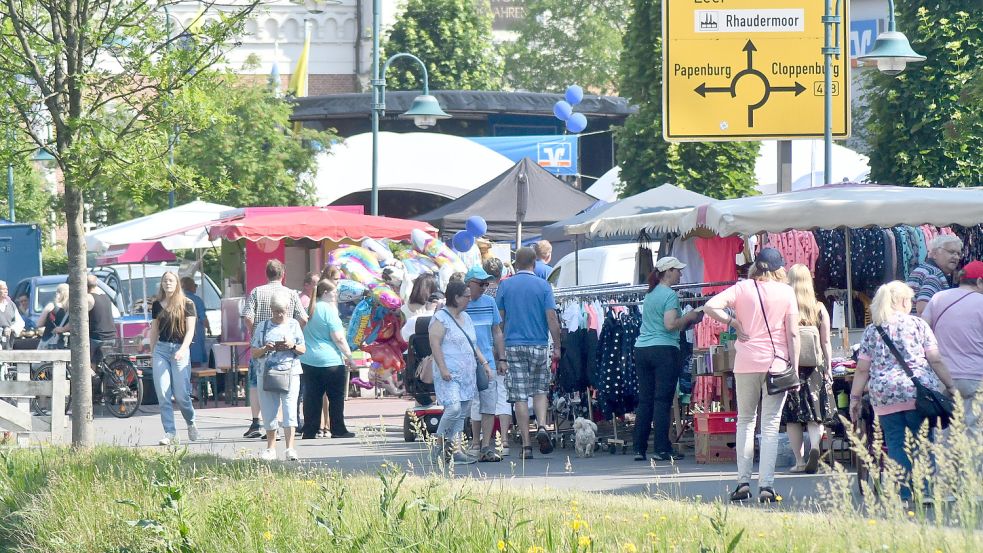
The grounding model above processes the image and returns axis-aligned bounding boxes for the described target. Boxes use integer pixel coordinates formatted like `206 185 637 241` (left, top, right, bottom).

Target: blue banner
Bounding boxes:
850 19 881 58
468 135 579 176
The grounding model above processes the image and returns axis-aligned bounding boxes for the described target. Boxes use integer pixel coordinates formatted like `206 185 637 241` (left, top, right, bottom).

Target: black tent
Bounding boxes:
415 158 598 242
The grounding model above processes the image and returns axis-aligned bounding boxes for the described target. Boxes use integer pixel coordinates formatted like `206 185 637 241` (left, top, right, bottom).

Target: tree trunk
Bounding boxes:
64 182 93 447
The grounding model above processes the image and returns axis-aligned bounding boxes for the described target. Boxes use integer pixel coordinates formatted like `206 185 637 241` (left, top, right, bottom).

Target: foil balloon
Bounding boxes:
328 245 382 284
361 238 394 263
410 228 432 252
337 279 367 303
361 312 407 373
346 297 376 350
370 284 402 310
414 233 466 273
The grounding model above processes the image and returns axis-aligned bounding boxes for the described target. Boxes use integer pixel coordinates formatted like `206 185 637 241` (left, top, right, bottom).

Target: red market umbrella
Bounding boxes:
95 241 176 265
206 207 436 242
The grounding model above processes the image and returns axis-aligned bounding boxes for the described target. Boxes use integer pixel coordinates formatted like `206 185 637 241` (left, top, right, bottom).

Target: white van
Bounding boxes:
547 243 653 288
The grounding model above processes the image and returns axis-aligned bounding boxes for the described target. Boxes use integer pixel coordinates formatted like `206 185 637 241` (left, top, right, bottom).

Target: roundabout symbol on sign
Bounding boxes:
693 40 805 128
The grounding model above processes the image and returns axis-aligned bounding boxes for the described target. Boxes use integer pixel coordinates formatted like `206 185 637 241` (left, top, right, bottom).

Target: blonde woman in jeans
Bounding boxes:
704 248 800 503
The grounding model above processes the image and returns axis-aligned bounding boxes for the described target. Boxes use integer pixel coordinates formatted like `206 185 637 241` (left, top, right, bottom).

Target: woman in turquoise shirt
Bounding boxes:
633 257 703 461
300 279 356 439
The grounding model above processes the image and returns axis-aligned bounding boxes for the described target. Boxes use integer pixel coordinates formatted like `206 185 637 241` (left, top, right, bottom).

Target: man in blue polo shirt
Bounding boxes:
496 247 561 459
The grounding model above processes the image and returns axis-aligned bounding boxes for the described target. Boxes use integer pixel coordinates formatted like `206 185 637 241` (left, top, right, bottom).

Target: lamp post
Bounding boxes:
370 0 449 216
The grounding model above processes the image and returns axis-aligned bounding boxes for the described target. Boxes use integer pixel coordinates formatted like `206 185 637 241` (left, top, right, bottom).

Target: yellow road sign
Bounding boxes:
663 0 850 141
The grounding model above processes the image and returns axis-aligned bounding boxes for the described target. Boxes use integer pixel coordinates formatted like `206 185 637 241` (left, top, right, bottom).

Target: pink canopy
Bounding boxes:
95 241 176 265
206 207 436 242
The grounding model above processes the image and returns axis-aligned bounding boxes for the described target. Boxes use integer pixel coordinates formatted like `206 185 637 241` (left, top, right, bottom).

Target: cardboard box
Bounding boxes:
696 432 737 464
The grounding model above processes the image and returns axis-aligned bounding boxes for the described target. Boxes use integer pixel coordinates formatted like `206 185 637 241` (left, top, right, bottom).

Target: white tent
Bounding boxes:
314 132 515 205
754 140 870 194
85 200 233 252
584 166 621 202
681 183 983 237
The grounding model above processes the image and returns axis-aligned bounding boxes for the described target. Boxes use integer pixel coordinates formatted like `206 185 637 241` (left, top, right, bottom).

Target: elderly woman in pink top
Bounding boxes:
704 248 800 503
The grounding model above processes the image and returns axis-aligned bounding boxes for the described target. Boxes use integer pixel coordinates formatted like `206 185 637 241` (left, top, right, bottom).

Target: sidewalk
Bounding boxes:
91 398 838 507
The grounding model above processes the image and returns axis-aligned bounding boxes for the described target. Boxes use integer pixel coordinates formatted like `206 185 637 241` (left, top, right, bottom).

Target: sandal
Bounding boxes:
758 487 779 503
479 448 503 462
730 482 751 502
788 464 806 473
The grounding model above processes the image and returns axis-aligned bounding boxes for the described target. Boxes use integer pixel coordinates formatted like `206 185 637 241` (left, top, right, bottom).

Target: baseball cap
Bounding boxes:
755 248 785 272
962 261 983 280
655 256 686 272
465 265 493 282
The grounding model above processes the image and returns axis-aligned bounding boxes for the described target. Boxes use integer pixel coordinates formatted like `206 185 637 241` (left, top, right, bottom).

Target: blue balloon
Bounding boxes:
553 100 573 121
465 215 487 237
566 112 588 134
452 231 474 253
565 85 584 106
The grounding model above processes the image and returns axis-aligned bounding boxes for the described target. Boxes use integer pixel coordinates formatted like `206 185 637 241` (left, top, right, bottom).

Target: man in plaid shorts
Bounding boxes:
496 247 561 459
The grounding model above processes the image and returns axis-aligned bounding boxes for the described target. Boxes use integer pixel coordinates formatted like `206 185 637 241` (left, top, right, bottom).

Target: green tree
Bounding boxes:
0 0 258 446
866 4 982 186
85 70 332 225
0 159 58 239
615 0 759 199
383 0 501 91
503 0 629 94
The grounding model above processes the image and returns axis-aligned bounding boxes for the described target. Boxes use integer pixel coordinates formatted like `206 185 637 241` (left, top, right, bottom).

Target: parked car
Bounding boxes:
547 243 649 288
13 275 125 327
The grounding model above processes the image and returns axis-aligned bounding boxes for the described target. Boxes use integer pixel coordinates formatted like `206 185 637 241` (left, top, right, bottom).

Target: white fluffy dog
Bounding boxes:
573 417 598 457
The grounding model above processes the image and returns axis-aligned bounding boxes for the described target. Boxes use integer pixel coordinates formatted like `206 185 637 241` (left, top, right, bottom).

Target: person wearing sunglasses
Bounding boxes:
465 266 508 462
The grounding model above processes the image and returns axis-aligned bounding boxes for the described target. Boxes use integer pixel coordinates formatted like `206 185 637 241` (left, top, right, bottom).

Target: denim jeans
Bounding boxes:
634 345 681 455
879 409 934 501
735 372 787 488
435 399 472 443
152 342 196 435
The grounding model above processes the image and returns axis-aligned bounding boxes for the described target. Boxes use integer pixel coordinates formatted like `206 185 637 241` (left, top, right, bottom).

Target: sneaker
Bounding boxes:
730 482 751 502
284 448 299 461
243 423 262 439
804 448 820 474
158 433 178 446
652 451 685 461
259 448 277 461
187 424 200 442
536 426 553 455
450 452 477 465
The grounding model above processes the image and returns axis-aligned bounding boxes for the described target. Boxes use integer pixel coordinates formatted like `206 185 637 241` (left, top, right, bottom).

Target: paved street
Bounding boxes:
88 397 840 508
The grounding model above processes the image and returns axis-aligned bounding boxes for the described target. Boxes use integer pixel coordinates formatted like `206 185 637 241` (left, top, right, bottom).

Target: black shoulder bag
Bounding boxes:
754 281 800 395
441 309 489 392
874 325 954 429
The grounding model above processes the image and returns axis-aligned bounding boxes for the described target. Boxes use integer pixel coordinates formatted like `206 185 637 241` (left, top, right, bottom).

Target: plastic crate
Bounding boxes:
694 411 738 435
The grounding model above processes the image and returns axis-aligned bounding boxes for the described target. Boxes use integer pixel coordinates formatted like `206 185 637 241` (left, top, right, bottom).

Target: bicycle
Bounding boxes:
31 340 144 418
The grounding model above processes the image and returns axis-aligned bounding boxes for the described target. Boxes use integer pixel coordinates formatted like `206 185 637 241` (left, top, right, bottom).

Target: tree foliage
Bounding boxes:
502 0 629 94
0 0 258 446
0 156 59 243
866 3 982 186
383 0 501 91
86 70 331 226
615 0 759 199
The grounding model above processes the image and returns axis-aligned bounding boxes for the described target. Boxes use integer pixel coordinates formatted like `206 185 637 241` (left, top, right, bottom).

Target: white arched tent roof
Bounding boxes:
315 132 515 205
584 166 621 202
85 200 234 252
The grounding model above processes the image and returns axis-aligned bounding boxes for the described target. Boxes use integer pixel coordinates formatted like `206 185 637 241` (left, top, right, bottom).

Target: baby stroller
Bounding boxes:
403 316 444 441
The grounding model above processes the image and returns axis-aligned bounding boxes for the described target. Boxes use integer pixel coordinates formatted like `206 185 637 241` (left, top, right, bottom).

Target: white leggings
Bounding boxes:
735 372 788 488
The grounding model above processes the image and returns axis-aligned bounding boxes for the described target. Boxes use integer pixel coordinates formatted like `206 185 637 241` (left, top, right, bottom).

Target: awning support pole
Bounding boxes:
574 235 580 286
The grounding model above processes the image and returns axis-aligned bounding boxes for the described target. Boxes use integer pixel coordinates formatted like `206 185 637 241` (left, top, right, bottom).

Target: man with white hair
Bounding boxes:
907 235 963 315
0 280 25 349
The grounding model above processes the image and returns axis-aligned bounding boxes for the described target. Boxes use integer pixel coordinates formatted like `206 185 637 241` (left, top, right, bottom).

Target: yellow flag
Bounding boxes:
287 29 310 97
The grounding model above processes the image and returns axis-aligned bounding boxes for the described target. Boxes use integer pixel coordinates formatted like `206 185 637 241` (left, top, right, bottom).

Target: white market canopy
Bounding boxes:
315 132 515 205
574 184 983 239
85 200 234 252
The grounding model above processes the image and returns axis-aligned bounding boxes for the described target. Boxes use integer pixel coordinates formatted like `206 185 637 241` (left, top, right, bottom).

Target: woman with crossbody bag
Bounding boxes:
782 264 836 474
704 248 799 503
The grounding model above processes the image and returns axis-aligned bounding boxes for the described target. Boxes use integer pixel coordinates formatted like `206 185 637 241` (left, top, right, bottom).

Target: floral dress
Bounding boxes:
857 314 944 416
429 309 477 405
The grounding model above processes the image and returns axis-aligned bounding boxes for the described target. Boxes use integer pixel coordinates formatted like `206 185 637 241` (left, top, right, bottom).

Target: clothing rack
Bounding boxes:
554 281 736 302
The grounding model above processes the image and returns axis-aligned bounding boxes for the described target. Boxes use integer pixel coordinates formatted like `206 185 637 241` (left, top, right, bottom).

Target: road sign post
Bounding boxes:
663 0 849 141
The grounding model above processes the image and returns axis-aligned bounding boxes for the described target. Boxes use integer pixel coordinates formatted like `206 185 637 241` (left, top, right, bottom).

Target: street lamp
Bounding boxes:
822 0 925 185
370 0 450 216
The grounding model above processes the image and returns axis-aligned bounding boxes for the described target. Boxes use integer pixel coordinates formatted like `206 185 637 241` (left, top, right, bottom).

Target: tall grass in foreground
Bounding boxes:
0 446 978 552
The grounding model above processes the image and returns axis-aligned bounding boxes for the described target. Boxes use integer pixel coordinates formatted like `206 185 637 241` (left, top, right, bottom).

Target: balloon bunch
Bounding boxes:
451 215 487 256
552 85 588 134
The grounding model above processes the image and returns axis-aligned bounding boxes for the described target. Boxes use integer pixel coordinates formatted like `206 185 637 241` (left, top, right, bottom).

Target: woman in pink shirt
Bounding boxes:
704 248 800 503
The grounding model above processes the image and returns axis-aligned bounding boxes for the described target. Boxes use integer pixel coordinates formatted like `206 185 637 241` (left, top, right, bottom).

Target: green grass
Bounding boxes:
0 446 978 552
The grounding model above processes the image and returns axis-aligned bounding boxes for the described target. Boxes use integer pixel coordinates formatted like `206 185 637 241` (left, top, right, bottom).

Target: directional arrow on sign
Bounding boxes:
692 40 809 127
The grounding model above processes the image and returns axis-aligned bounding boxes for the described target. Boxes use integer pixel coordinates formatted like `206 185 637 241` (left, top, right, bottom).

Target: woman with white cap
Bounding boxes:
633 256 704 462
704 248 799 503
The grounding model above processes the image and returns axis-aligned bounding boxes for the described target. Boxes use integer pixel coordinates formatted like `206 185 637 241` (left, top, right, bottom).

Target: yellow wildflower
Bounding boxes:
621 542 638 553
578 535 592 548
263 531 273 541
642 513 650 520
907 511 915 517
570 519 588 532
868 519 877 526
527 547 545 553
497 539 506 551
659 515 668 522
757 532 765 538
